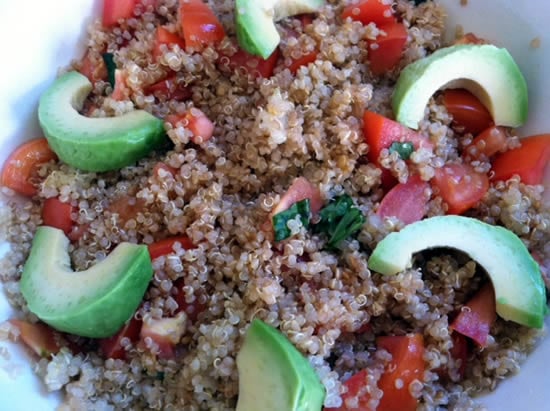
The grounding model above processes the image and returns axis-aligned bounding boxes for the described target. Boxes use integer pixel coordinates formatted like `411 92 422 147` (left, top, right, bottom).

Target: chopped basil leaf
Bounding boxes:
102 52 116 88
314 194 365 249
414 0 428 5
389 141 415 160
272 199 311 242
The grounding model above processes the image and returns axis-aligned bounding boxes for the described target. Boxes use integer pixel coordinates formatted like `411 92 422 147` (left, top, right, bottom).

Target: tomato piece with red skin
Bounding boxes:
324 370 370 411
286 50 318 74
464 126 508 161
111 70 130 101
9 320 62 358
1 138 57 197
432 163 489 215
367 22 408 75
145 76 192 101
492 134 550 185
42 198 74 235
377 175 430 224
342 0 397 26
79 51 108 84
178 0 225 51
102 0 136 27
139 312 186 359
442 89 494 135
376 334 425 411
166 108 215 144
153 26 186 60
450 282 497 347
99 315 142 360
148 236 195 260
219 46 280 79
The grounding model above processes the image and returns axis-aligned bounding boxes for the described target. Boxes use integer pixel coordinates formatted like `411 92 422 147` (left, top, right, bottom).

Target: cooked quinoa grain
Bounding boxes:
1 1 549 410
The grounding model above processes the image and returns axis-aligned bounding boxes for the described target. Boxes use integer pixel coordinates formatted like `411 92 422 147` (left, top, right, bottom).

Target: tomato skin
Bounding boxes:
9 320 62 358
103 0 136 27
111 70 130 101
42 198 74 235
99 315 142 360
219 46 280 79
377 175 430 224
367 22 407 75
166 108 215 144
324 370 370 411
286 50 318 74
433 163 489 215
450 282 496 347
464 126 508 160
492 134 550 185
148 236 195 260
442 89 494 135
376 334 425 411
145 76 191 101
153 26 186 60
178 0 225 51
79 51 108 83
1 138 57 197
342 0 397 26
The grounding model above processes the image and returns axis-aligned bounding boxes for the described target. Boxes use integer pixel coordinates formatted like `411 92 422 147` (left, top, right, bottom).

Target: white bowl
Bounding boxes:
0 0 548 409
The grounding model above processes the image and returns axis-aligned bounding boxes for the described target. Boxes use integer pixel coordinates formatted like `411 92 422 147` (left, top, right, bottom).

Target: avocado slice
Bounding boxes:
38 71 166 172
236 319 325 411
392 44 528 130
235 0 325 58
20 226 153 338
368 216 546 328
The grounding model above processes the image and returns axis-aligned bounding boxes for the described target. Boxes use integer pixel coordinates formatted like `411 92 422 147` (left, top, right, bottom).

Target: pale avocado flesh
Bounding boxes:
236 319 325 411
235 0 325 59
20 226 153 338
392 44 528 130
38 71 166 172
368 216 546 328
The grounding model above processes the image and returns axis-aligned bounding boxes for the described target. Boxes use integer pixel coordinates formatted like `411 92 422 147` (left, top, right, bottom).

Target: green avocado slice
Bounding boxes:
236 319 325 411
368 216 546 328
235 0 325 59
38 71 166 172
20 226 153 338
392 44 528 130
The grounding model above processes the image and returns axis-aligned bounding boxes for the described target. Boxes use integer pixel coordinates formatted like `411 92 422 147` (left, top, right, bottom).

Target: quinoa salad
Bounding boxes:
1 0 549 410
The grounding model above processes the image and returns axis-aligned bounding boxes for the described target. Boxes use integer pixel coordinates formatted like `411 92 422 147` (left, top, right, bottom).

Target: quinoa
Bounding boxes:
1 0 549 410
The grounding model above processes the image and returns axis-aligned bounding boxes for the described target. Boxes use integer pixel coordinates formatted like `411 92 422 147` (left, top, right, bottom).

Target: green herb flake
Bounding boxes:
102 52 116 88
414 0 428 5
272 199 311 242
314 195 365 249
389 141 415 160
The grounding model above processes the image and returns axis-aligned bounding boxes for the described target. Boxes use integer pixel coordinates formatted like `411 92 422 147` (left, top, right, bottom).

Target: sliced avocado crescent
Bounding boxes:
235 0 325 59
368 216 546 328
236 319 325 411
38 71 166 172
20 226 153 338
392 44 528 130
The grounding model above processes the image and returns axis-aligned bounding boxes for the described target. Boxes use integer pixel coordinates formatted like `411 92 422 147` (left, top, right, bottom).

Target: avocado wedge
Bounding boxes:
368 216 546 328
20 226 153 338
38 71 166 172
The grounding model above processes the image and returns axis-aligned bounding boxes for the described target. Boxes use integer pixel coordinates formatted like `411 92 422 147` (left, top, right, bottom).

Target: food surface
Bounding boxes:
0 0 549 410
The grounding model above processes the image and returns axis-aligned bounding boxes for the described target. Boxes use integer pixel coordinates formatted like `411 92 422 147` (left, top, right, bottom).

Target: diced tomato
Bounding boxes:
145 76 192 101
99 315 142 360
148 235 195 260
324 370 370 411
342 0 397 26
376 334 425 411
173 279 207 323
79 51 108 83
166 108 215 144
454 32 489 45
139 312 187 359
367 22 408 75
377 175 429 224
450 282 496 347
432 163 489 215
492 134 550 185
297 13 315 27
271 176 323 220
111 70 130 101
286 50 318 74
219 46 280 79
153 162 178 178
178 0 225 51
363 110 433 165
442 89 494 135
464 126 508 160
103 0 136 27
107 196 147 223
9 319 62 358
1 138 57 197
153 26 186 60
42 198 74 235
